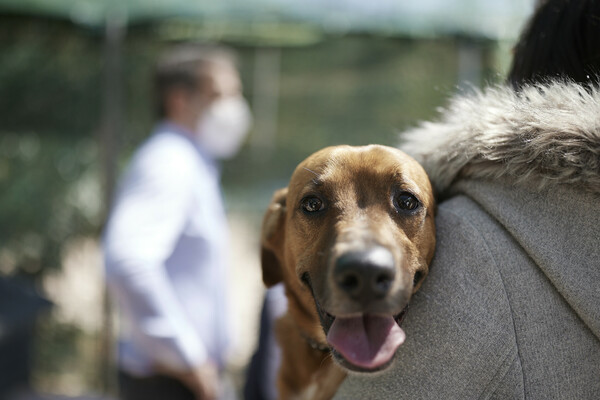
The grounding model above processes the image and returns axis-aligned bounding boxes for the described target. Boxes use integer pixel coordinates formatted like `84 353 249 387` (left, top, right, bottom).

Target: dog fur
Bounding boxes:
261 145 436 399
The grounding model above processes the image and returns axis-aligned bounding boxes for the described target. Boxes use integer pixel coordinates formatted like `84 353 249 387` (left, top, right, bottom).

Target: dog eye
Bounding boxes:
394 192 420 212
301 196 325 213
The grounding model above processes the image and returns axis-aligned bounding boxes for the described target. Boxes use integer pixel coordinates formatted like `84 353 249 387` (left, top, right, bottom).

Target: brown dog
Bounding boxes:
261 145 436 399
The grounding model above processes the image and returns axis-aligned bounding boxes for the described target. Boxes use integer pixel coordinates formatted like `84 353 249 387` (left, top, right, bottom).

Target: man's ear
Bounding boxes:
261 187 288 288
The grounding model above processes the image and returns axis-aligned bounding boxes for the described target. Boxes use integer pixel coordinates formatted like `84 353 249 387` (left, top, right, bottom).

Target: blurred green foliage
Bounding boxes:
225 36 461 191
0 15 500 280
0 19 102 136
0 17 104 277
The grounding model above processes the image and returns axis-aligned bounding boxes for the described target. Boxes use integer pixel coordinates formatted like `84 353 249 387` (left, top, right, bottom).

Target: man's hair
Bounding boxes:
154 44 237 118
508 0 600 88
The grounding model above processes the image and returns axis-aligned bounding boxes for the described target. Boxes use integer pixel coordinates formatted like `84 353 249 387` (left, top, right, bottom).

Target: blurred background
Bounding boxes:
0 0 534 399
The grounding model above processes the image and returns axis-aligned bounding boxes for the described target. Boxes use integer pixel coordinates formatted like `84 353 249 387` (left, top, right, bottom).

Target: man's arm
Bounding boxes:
103 141 208 374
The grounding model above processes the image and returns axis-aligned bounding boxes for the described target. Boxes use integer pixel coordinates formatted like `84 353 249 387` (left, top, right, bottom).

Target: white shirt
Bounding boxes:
103 122 231 376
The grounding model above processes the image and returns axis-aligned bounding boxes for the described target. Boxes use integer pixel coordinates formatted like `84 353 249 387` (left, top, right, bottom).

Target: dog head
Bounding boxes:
261 145 435 373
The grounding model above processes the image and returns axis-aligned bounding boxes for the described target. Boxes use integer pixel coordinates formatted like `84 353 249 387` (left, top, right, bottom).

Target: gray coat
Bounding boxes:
334 83 600 399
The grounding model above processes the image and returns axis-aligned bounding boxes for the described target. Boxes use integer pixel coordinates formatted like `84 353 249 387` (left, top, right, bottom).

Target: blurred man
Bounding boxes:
103 44 251 400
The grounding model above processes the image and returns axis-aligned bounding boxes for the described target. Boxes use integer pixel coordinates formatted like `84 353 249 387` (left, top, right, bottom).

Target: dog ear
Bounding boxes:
261 187 288 288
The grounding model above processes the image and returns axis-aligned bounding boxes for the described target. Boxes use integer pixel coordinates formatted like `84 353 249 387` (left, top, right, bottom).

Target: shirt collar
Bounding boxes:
154 120 221 172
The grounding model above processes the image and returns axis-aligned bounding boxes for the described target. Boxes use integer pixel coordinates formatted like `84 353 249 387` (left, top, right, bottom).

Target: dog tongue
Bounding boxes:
326 315 405 370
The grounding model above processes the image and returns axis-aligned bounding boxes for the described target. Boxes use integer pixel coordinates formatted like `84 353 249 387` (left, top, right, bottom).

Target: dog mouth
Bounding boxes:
303 273 408 372
326 308 408 373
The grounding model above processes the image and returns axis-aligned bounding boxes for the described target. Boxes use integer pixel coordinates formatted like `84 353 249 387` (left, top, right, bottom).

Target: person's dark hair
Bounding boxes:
508 0 600 88
154 44 237 118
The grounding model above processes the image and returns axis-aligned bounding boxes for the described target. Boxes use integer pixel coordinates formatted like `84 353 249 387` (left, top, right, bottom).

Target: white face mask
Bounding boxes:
195 96 252 159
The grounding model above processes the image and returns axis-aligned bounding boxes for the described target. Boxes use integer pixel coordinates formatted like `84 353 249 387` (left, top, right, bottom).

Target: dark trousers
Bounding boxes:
118 370 195 400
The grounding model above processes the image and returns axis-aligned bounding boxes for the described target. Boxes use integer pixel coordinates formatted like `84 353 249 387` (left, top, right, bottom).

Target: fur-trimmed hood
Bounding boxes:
400 82 600 197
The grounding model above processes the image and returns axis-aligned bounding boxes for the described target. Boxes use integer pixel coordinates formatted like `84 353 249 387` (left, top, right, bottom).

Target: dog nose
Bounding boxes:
334 247 396 303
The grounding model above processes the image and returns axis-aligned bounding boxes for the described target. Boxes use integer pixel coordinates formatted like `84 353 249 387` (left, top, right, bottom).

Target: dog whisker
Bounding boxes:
303 166 319 178
318 351 335 371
